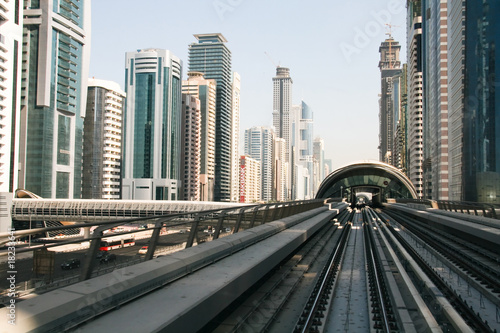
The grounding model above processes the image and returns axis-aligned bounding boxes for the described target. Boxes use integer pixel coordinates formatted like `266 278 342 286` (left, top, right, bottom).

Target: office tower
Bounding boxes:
239 155 260 203
188 33 232 202
291 102 314 200
122 49 182 200
313 138 325 196
19 0 91 198
180 94 201 201
272 67 293 199
0 0 22 195
421 0 449 200
448 1 500 203
405 6 424 199
182 72 216 201
378 36 402 168
83 79 125 199
244 126 274 202
273 137 286 201
230 72 241 203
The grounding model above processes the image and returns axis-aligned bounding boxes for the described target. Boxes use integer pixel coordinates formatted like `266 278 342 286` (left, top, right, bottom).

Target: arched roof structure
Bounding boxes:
315 161 417 203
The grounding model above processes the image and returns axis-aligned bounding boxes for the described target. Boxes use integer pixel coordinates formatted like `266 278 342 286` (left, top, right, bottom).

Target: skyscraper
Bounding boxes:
313 138 325 196
291 102 314 200
188 33 232 202
447 0 500 203
0 0 23 233
406 7 424 199
182 72 216 201
244 126 274 202
421 0 449 200
230 72 241 203
272 67 293 199
122 49 182 200
0 0 22 195
180 94 201 201
273 137 286 202
83 79 125 199
378 36 402 168
19 0 91 198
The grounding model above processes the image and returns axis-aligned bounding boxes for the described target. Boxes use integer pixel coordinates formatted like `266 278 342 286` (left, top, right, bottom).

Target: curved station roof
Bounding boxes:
315 161 417 203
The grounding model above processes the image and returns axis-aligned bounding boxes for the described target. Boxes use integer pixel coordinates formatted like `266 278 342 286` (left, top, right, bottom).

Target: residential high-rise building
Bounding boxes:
447 0 500 203
313 138 325 196
0 0 23 233
0 0 22 195
230 72 241 203
180 94 201 201
272 67 293 199
291 102 314 200
244 126 274 202
188 33 232 202
83 79 125 199
122 49 182 200
19 0 91 198
273 137 286 202
421 0 449 200
406 8 424 199
182 71 216 201
393 64 408 173
239 155 260 203
378 36 402 167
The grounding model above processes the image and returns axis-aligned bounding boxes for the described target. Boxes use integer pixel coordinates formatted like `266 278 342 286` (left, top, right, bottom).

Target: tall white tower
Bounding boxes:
272 67 293 200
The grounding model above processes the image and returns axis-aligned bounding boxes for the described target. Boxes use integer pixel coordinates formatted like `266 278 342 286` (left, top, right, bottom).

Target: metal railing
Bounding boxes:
1 199 329 293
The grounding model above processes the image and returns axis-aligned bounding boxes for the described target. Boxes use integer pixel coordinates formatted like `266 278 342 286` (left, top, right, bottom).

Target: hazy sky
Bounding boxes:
89 0 407 171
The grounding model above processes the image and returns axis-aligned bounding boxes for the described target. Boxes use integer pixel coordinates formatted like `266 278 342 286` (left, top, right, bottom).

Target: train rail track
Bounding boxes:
378 208 496 332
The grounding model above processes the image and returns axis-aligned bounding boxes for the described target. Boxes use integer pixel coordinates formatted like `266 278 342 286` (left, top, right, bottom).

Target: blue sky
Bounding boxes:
89 0 407 171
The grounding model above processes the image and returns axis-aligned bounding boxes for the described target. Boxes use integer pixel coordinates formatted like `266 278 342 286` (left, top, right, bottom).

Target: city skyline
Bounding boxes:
89 1 408 171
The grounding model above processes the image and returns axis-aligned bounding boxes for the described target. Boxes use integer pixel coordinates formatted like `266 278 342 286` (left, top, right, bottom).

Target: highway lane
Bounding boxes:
0 230 208 291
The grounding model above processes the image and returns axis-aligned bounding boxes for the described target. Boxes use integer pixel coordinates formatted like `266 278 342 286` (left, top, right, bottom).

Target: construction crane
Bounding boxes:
384 23 400 69
264 51 279 68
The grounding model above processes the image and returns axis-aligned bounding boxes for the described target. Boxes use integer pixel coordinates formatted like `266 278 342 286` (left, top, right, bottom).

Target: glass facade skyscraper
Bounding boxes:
122 49 182 200
19 0 91 198
188 33 232 202
448 0 500 203
244 126 274 202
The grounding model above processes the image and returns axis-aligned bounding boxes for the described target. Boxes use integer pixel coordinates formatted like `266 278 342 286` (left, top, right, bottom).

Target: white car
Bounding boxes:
138 246 148 254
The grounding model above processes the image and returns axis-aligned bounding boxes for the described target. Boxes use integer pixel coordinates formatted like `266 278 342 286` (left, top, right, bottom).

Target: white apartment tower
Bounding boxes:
0 0 22 194
239 155 261 203
0 0 23 233
83 79 125 199
230 72 241 203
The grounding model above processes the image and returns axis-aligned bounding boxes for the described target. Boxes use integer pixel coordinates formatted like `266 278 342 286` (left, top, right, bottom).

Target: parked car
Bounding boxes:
61 258 80 270
100 253 116 264
138 246 148 255
96 250 108 259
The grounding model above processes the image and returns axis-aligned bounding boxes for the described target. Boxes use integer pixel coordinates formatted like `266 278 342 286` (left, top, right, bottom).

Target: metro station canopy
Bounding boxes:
315 161 417 204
